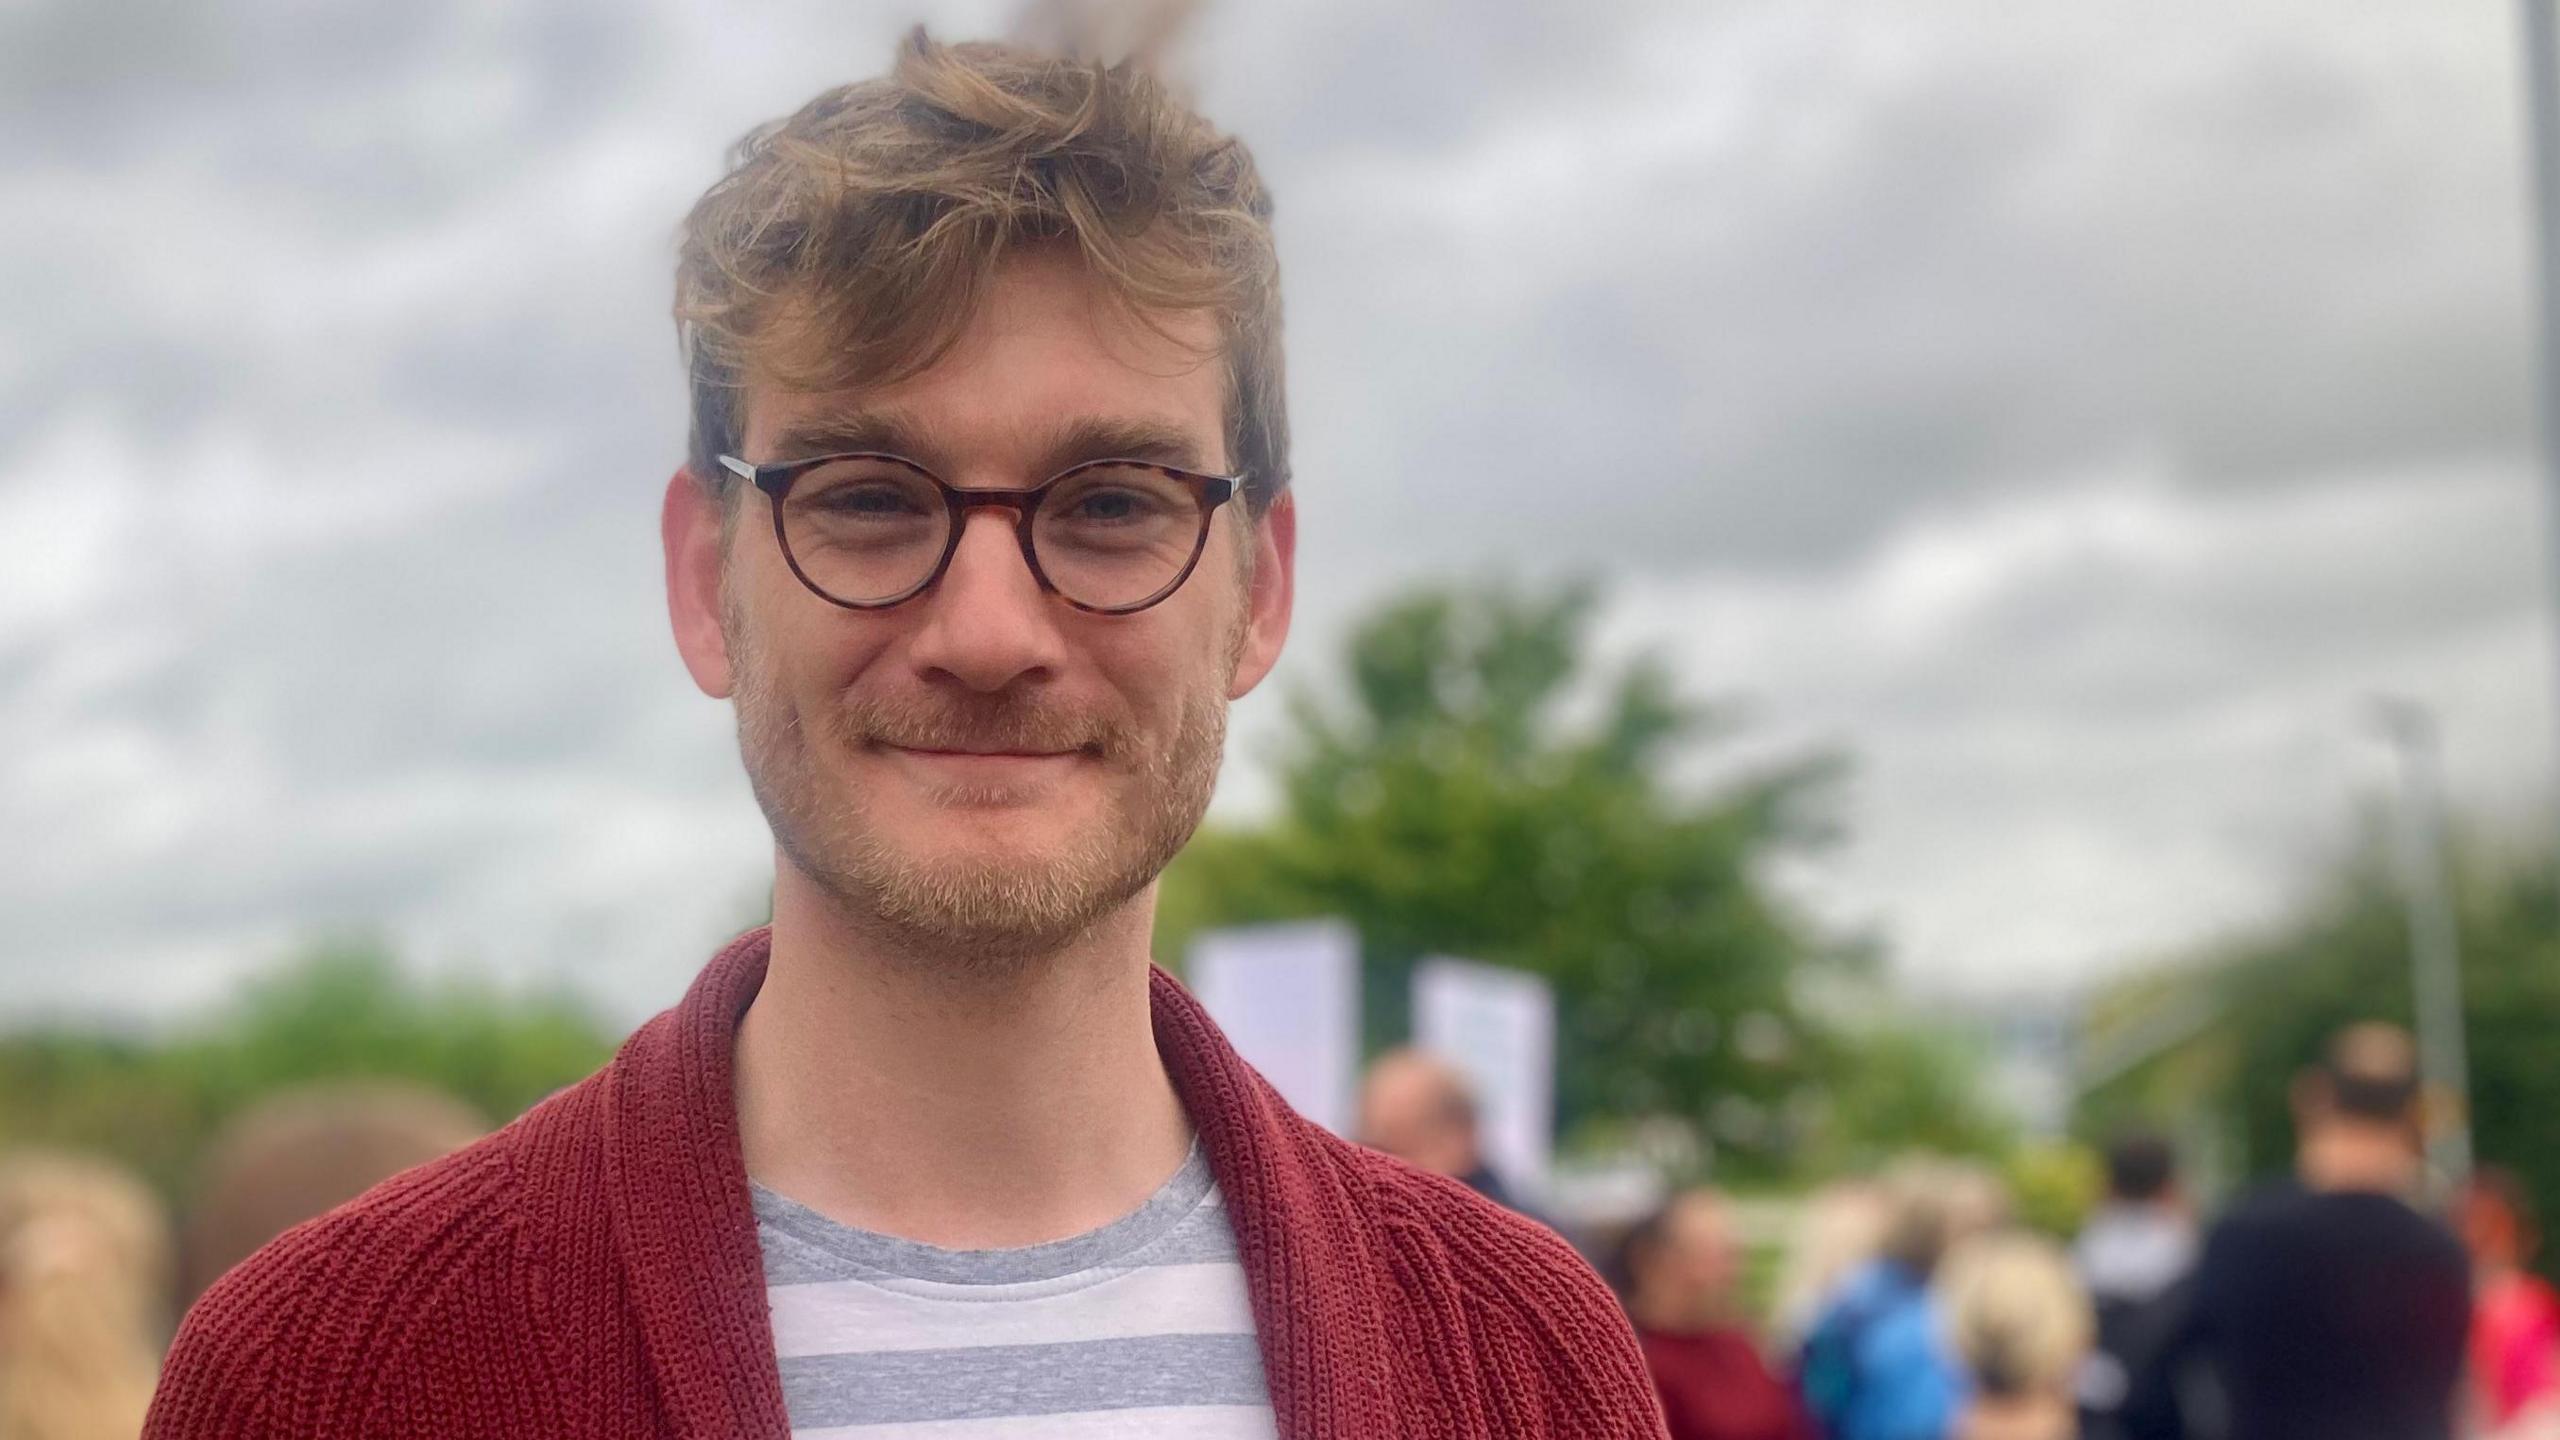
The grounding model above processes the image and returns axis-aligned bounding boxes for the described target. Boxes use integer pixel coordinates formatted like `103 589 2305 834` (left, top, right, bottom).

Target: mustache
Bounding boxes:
836 691 1126 757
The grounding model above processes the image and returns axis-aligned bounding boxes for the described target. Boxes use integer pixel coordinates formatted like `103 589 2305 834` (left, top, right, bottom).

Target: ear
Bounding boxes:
1229 492 1296 700
663 468 735 699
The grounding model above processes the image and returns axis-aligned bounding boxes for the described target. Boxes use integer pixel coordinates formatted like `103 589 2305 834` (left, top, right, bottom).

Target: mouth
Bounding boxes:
880 744 1086 760
872 743 1095 794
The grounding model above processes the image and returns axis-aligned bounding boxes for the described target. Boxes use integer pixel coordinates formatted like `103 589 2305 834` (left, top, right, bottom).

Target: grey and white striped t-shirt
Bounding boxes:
753 1144 1276 1439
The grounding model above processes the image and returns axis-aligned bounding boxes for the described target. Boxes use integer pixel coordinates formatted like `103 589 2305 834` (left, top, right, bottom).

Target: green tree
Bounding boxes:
1158 580 1852 1172
1798 1023 2019 1176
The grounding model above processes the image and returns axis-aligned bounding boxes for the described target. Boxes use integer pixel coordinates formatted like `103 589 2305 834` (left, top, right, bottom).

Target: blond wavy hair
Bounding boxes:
1938 1231 2094 1400
675 28 1287 513
0 1151 171 1440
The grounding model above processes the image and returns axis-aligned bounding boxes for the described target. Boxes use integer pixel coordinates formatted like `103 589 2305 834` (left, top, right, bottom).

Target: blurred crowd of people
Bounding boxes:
1359 1021 2560 1440
0 1085 482 1440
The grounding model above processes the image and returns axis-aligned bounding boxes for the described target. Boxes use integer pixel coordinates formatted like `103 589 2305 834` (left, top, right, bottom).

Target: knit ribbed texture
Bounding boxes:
146 929 1667 1438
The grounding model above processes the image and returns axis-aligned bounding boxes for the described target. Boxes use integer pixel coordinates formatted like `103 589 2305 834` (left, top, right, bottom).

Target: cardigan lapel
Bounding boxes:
602 928 795 1440
601 932 1404 1440
1151 967 1405 1439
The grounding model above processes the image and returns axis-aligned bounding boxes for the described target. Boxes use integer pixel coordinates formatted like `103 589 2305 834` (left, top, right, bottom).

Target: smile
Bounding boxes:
875 745 1090 784
883 746 1081 760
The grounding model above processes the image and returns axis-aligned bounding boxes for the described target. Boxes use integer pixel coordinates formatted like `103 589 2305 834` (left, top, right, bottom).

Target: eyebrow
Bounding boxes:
759 411 1220 477
1032 416 1217 475
763 412 931 464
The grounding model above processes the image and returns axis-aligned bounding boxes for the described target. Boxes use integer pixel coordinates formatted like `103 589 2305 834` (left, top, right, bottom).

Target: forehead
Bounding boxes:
1669 1196 1729 1244
743 248 1230 473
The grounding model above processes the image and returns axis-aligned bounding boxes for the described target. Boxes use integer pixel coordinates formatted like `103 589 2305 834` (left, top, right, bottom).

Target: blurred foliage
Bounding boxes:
2002 1140 2105 1238
2079 818 2560 1258
1159 578 2005 1176
0 939 614 1204
1793 1023 2020 1179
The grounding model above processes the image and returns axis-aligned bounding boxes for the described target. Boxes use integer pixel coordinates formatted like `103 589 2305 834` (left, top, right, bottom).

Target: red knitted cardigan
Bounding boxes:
147 929 1668 1438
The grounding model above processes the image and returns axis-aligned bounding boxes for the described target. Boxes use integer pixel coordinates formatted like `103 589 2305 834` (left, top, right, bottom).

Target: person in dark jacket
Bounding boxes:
1360 1046 1545 1219
2074 1131 2196 1440
2124 1024 2469 1440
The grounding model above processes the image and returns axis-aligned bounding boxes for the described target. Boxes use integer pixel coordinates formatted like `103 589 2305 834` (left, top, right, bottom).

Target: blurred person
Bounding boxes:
2459 1168 2560 1436
1358 1046 1541 1217
1772 1180 1889 1352
2074 1133 2196 1440
2125 1023 2470 1440
1941 1232 2095 1440
1940 1162 2013 1251
179 1083 484 1303
1616 1188 1816 1440
1797 1160 1971 1440
0 1152 169 1440
145 29 1664 1440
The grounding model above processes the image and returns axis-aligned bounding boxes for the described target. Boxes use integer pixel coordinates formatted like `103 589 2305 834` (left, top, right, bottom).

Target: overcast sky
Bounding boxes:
4 0 2553 1025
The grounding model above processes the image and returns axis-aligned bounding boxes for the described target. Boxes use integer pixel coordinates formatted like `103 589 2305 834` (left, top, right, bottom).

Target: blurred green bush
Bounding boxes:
0 939 614 1204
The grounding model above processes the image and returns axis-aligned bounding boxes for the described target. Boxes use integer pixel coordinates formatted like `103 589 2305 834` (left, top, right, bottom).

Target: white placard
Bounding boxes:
1187 920 1361 1134
1413 956 1555 1187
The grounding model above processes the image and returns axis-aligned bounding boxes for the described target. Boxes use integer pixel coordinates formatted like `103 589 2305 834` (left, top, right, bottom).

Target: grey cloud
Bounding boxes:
1247 1 2532 582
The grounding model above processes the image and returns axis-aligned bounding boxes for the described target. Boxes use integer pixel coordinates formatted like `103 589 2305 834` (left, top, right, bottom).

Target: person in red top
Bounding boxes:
143 27 1665 1440
2461 1167 2560 1435
1618 1188 1816 1440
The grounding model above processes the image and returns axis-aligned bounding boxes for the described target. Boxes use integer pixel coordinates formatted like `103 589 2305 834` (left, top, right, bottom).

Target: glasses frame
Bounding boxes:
716 450 1240 616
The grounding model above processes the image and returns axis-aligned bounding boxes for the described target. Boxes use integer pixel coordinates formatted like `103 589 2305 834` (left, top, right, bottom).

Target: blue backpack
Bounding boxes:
1796 1285 1889 1440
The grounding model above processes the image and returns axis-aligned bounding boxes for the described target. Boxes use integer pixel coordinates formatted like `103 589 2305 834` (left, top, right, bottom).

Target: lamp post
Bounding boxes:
2373 698 2472 1182
2518 0 2560 865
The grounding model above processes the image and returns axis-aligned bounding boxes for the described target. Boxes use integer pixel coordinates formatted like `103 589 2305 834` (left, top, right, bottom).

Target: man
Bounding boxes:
2124 1023 2471 1440
144 30 1664 1440
1359 1045 1541 1216
2073 1132 2196 1440
1617 1188 1814 1440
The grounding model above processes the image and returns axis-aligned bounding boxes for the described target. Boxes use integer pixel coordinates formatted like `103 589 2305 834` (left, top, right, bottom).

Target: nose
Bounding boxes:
903 508 1067 693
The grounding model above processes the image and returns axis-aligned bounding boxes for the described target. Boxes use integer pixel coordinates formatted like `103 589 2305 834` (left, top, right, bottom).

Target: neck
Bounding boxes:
735 858 1192 1249
2297 1122 2418 1196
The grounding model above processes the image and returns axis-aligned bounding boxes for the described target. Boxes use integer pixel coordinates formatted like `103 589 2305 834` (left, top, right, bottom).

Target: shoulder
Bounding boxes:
2199 1181 2305 1258
147 1081 596 1437
1350 1141 1608 1317
1328 1138 1668 1436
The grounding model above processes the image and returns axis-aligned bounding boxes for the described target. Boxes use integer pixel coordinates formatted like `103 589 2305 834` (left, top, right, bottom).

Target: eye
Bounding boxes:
1068 486 1154 523
823 482 929 516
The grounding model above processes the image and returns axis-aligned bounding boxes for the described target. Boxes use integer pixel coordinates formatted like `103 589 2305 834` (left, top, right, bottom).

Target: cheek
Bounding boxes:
735 568 894 700
1132 553 1253 681
1091 620 1231 724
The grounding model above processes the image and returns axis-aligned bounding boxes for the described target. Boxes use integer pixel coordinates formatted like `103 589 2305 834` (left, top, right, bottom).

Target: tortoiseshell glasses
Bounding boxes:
716 452 1239 616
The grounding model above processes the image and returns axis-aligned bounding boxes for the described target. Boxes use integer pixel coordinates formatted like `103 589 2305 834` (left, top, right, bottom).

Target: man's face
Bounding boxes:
664 248 1294 964
1661 1198 1737 1318
1357 1059 1478 1178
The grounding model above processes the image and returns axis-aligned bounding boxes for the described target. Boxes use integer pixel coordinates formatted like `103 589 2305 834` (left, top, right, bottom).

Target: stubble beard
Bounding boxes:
727 609 1234 975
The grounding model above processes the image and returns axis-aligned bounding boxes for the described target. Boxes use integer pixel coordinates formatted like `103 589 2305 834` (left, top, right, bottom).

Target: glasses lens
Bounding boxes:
778 458 950 605
1032 464 1205 610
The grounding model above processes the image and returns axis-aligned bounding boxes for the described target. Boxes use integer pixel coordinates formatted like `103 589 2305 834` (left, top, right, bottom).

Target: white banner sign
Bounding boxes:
1187 920 1361 1135
1413 956 1555 1187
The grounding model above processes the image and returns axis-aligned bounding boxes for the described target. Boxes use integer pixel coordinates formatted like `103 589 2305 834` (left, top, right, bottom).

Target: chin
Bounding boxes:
864 856 1138 967
826 806 1144 961
880 793 1096 859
